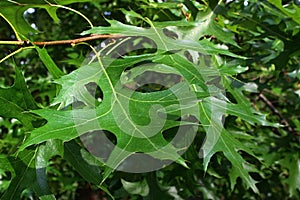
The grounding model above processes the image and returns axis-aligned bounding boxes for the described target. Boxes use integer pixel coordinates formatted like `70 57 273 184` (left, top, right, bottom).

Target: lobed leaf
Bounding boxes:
19 16 276 195
279 153 300 197
0 66 38 129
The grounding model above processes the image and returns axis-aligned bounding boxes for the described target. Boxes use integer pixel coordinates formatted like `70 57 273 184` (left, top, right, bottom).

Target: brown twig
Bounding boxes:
0 34 123 47
258 93 296 134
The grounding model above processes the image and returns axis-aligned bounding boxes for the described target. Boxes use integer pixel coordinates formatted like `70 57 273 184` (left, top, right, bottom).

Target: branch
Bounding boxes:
258 93 297 135
0 34 123 47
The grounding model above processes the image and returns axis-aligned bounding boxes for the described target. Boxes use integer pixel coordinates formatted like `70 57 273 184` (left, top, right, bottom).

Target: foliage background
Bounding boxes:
0 0 299 199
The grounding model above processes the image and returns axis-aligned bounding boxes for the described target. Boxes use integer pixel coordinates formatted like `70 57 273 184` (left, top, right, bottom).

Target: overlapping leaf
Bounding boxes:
0 140 64 199
268 0 300 25
19 52 204 168
18 11 276 194
0 150 38 200
0 0 106 38
81 19 244 59
197 97 259 193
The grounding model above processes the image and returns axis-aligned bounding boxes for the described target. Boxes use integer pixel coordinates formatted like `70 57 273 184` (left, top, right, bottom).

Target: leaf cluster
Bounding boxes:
0 0 299 199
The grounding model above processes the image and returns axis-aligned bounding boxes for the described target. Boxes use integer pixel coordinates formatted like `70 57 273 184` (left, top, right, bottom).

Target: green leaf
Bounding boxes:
1 141 64 200
193 5 239 46
288 69 300 80
35 140 64 199
224 77 280 127
81 19 245 58
0 3 36 39
0 154 14 176
19 17 274 195
198 98 259 193
0 66 38 129
121 178 149 197
188 78 280 193
128 2 238 46
268 0 300 25
54 0 108 4
45 6 60 23
209 97 279 127
145 172 173 200
36 47 64 79
0 150 37 200
19 48 206 175
63 140 103 185
279 153 300 197
63 140 114 199
0 0 97 38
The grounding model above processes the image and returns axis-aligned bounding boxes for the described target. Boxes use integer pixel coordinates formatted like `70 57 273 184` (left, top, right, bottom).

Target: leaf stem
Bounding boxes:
45 0 94 28
0 13 22 41
0 41 24 45
0 46 35 63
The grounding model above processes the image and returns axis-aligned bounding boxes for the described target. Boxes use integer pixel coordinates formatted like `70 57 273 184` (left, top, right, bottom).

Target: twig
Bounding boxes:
258 93 295 134
0 34 123 47
0 34 123 63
